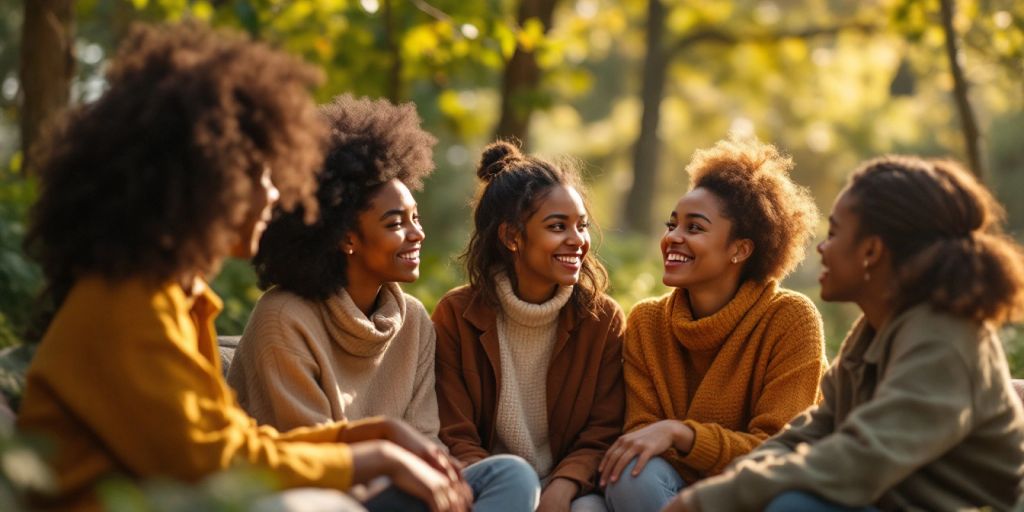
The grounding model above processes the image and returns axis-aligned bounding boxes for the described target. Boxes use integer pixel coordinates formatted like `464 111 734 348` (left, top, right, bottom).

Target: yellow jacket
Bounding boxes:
17 276 354 511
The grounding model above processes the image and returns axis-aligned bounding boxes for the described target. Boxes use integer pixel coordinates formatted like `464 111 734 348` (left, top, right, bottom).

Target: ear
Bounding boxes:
860 235 886 268
730 238 754 264
341 233 357 256
498 223 520 253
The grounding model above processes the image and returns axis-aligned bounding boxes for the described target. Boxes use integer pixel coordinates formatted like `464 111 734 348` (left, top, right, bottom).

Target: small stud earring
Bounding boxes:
731 257 737 264
347 249 354 255
510 245 517 252
863 259 871 282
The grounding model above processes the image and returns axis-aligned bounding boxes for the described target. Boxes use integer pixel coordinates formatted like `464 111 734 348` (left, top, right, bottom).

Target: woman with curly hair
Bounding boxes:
600 137 827 512
434 141 626 511
668 157 1024 512
17 22 467 512
229 94 440 437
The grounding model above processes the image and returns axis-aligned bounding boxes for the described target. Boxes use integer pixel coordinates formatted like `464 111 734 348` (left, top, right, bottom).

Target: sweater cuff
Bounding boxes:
680 420 720 473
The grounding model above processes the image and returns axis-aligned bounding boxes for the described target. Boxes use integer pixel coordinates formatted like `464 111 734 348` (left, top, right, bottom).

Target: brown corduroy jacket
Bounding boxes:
433 285 625 495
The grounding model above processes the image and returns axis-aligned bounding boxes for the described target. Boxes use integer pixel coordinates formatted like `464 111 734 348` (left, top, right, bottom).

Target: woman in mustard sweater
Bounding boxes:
670 157 1024 512
600 137 827 512
16 22 467 512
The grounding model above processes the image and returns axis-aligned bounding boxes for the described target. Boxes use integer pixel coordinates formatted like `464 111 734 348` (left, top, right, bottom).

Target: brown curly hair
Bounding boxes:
846 156 1024 324
462 140 609 316
24 20 326 338
253 94 437 300
685 137 818 283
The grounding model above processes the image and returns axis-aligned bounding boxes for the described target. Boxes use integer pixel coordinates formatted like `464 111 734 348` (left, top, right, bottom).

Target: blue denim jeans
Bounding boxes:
604 457 685 512
464 454 542 512
764 491 881 512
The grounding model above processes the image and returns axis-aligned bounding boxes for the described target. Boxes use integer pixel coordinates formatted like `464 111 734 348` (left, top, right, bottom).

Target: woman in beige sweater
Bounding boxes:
228 95 441 442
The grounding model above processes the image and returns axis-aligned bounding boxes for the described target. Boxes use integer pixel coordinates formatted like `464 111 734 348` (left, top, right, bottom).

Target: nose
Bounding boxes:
816 240 824 255
663 225 684 245
409 220 425 242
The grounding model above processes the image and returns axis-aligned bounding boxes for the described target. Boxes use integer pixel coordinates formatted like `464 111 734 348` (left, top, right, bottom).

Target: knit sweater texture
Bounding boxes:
492 274 573 477
624 280 826 483
18 277 356 511
228 283 439 441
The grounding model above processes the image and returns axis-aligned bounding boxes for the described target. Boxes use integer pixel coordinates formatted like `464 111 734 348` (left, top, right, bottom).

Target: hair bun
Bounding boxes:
477 141 521 181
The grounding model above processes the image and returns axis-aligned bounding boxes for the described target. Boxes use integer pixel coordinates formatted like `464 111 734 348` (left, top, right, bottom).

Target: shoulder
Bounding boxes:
626 292 673 326
249 287 320 324
888 304 984 360
401 291 431 321
241 288 324 351
584 293 625 323
435 285 474 310
766 287 821 320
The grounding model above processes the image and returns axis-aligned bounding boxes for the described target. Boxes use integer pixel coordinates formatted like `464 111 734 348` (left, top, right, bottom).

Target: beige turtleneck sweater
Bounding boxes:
227 283 440 442
492 274 573 478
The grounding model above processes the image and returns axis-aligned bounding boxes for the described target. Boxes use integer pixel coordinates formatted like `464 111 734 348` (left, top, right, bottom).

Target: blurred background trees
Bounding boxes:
1 0 1023 372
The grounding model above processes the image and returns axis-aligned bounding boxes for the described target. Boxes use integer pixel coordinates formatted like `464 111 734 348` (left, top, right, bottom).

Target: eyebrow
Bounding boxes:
542 213 570 222
685 213 711 224
379 208 406 220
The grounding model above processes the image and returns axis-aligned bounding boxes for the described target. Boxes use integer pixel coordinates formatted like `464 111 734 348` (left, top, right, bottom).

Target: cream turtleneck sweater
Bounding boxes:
493 274 573 478
228 283 439 442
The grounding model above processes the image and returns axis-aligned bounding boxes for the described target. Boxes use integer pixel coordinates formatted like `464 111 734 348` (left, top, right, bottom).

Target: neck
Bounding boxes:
513 278 557 305
685 272 742 319
345 270 383 317
857 289 894 332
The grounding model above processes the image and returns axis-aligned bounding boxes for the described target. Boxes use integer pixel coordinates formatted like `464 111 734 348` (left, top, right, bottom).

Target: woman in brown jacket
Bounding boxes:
434 141 626 512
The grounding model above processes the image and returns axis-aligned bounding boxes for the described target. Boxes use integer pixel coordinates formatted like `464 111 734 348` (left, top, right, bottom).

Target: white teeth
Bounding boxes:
666 253 692 262
555 255 580 264
398 250 420 261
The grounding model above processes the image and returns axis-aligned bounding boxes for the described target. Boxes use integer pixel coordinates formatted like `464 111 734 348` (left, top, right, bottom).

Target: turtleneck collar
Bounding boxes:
318 282 406 358
668 279 776 352
495 273 573 328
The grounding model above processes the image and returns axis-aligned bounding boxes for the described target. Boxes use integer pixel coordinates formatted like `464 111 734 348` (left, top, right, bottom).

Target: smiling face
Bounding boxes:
508 185 590 301
661 187 748 288
232 167 280 259
818 189 871 303
345 179 424 286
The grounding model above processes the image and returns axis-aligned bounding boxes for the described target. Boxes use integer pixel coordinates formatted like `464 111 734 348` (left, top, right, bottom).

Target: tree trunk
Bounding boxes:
383 0 403 102
938 0 983 177
493 0 558 146
19 0 74 174
623 0 668 234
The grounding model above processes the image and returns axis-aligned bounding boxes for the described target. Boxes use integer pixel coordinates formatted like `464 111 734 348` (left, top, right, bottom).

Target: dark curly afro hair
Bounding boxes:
24 20 326 339
253 94 437 300
685 137 818 283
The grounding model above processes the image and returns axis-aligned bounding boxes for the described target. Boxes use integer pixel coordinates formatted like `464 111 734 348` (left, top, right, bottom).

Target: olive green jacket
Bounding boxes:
691 303 1024 511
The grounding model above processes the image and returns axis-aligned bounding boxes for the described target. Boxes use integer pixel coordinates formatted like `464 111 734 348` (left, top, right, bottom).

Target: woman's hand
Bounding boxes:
536 477 578 512
381 418 465 486
351 440 471 512
599 420 693 486
661 489 700 512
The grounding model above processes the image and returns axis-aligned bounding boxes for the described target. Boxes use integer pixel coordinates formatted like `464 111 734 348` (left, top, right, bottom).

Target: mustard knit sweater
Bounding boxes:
624 280 826 483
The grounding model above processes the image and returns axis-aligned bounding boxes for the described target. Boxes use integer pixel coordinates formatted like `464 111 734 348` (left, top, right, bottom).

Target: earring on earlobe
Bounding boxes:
347 249 354 255
510 245 517 252
731 257 738 264
863 259 871 282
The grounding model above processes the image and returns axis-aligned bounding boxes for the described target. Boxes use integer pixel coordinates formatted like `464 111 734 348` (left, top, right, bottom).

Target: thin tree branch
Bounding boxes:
939 0 984 177
669 22 877 56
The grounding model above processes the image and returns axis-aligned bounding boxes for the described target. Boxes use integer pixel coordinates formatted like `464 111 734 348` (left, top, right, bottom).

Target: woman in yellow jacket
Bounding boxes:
16 21 467 512
600 137 827 512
